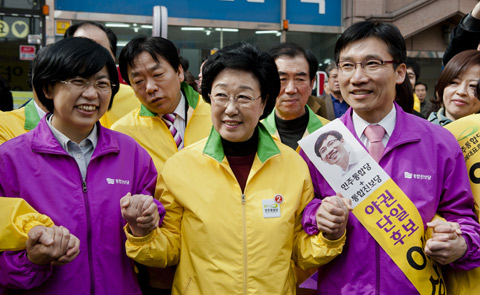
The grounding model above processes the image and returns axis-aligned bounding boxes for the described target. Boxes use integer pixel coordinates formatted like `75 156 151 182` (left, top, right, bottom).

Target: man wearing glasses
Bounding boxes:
300 21 480 294
314 130 360 175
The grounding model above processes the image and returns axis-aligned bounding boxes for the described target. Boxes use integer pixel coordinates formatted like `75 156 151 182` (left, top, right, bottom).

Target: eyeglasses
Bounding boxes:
319 139 340 155
59 78 116 93
338 59 397 75
209 93 262 107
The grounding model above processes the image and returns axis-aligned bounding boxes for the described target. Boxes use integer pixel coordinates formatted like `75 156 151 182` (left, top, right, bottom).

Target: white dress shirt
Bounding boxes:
352 104 396 149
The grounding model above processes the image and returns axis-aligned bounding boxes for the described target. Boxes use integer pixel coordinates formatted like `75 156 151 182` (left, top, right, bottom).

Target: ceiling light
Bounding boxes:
181 27 205 31
215 28 239 32
255 30 280 34
105 23 130 28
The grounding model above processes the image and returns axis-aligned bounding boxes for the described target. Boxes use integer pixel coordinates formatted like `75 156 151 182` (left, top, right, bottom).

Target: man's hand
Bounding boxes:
52 232 80 266
316 194 352 240
425 219 466 265
121 193 159 237
26 225 79 266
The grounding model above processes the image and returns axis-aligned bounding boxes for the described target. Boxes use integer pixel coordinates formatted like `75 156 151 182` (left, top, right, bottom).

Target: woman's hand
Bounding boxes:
26 225 80 266
315 194 352 240
121 193 159 237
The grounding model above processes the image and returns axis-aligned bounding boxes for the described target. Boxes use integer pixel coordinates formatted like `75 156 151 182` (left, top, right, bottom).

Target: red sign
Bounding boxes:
19 45 36 61
316 71 327 96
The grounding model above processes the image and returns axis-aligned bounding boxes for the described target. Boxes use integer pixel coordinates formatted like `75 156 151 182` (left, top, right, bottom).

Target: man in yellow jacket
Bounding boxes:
261 43 330 293
111 36 211 293
262 43 329 153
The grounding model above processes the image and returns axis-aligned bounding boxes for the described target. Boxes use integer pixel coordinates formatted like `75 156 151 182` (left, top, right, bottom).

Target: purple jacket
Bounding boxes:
0 118 164 295
301 104 480 294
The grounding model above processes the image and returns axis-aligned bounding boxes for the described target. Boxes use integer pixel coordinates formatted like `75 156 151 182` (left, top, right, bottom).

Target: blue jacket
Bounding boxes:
0 117 161 295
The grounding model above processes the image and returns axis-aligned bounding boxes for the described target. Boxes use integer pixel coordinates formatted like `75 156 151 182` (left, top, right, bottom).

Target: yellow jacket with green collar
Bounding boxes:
262 105 329 152
99 84 141 129
124 124 346 295
111 82 212 174
0 100 40 144
0 197 54 251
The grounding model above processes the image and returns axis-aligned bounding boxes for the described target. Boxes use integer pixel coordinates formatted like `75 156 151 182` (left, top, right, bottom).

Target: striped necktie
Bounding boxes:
162 113 184 150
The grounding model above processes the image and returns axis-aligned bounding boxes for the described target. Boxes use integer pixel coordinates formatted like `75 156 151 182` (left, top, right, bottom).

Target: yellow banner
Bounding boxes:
354 179 445 294
298 119 446 294
444 114 480 295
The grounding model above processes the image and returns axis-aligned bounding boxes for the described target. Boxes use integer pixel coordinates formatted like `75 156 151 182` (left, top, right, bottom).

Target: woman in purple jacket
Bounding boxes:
0 37 163 295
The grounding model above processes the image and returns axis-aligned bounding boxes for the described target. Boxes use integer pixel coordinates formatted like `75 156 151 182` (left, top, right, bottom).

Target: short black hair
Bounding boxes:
314 130 343 158
119 36 181 86
406 58 420 80
269 42 318 82
33 37 119 113
414 81 428 91
64 21 117 57
201 42 279 120
28 44 50 89
334 21 413 113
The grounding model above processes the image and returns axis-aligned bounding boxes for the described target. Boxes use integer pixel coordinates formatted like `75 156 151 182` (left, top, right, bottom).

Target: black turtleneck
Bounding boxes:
275 107 309 150
222 127 259 192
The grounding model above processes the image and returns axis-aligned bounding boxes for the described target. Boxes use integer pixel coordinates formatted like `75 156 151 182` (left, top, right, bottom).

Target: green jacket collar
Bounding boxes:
305 105 324 133
203 124 280 164
24 99 41 131
263 105 324 134
139 82 200 117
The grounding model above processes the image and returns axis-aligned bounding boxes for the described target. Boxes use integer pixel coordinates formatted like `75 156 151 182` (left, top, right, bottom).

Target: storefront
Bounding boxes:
0 0 46 106
52 0 342 78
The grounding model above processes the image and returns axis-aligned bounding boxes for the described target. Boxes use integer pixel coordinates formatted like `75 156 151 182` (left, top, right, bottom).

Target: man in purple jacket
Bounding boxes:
301 21 480 294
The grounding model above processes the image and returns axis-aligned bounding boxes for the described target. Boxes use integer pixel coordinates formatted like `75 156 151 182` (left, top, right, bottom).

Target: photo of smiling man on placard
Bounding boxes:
314 129 364 176
300 119 372 191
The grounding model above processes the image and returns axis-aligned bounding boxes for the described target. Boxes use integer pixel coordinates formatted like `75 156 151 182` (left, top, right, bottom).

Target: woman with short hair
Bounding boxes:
429 50 480 126
123 42 348 295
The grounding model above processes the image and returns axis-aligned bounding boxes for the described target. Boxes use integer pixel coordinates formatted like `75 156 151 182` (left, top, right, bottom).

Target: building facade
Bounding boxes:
0 0 477 104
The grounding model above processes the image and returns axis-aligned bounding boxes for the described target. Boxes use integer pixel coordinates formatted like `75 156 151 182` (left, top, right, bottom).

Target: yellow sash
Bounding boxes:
444 114 480 295
299 119 446 294
354 179 445 294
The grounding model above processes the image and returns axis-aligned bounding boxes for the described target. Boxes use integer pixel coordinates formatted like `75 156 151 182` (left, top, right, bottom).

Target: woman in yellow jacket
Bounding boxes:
121 42 350 295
